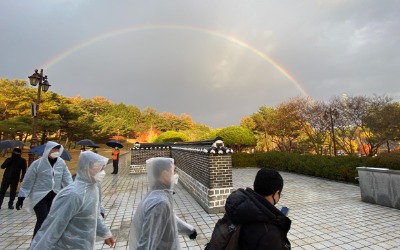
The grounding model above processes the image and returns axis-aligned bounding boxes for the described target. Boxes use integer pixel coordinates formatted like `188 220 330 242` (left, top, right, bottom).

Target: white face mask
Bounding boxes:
94 170 106 182
50 152 61 158
172 173 179 185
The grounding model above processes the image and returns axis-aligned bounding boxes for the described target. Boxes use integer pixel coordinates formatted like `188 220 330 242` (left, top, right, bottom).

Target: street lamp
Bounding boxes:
28 69 51 166
323 107 339 156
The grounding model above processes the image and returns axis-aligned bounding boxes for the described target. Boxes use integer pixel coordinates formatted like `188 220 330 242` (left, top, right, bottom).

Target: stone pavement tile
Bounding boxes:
300 244 318 250
377 241 400 248
309 242 325 249
2 162 400 249
348 241 366 248
339 244 357 250
369 246 387 250
330 247 347 250
16 243 32 249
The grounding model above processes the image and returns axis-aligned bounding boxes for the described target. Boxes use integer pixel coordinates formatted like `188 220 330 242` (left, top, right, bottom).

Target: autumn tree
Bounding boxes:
330 95 392 156
251 103 303 152
270 101 303 152
70 95 111 116
216 126 256 152
240 117 256 131
251 106 275 151
158 112 193 132
363 101 400 154
136 128 161 142
0 79 33 120
182 123 212 141
1 78 205 145
278 97 331 154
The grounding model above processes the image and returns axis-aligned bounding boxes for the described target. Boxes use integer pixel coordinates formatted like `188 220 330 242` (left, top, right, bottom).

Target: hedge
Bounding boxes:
232 152 400 184
153 131 189 143
364 152 400 170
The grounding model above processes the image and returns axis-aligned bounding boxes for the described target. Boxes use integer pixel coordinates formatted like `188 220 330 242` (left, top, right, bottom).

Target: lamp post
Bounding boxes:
323 107 339 156
27 69 51 166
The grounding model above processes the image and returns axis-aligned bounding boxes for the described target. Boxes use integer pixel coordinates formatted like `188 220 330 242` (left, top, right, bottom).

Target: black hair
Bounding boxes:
52 145 61 149
13 148 22 153
152 159 172 179
254 168 283 196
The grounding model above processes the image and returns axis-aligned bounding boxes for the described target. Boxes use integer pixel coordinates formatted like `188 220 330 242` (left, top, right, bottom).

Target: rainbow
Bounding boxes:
40 24 309 97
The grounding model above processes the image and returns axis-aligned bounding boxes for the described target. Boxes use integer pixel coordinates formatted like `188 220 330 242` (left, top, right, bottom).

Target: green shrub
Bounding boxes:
153 131 189 143
216 126 256 151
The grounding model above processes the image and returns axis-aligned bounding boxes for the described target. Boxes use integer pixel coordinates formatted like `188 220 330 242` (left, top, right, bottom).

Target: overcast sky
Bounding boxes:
1 0 399 128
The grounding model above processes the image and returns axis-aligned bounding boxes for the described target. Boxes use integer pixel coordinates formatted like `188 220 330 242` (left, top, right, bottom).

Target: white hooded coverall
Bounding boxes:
129 157 194 250
18 141 73 213
30 151 112 249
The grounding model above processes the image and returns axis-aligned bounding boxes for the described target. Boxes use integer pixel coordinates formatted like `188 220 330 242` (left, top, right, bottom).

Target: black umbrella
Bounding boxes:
106 140 123 148
77 139 100 148
30 144 72 161
0 140 26 150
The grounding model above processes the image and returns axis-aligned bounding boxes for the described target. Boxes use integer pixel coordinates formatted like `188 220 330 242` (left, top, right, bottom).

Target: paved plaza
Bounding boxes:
1 154 400 249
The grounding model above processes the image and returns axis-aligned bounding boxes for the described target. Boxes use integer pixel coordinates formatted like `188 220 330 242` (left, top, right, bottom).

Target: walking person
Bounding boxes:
30 151 114 249
16 141 73 238
91 147 98 154
207 168 291 249
129 157 197 250
0 148 27 209
111 147 120 174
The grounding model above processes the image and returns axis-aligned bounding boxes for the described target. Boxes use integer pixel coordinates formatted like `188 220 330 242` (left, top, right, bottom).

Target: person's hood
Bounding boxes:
38 141 64 166
76 151 109 184
146 157 175 191
225 188 291 232
43 141 64 159
11 153 21 159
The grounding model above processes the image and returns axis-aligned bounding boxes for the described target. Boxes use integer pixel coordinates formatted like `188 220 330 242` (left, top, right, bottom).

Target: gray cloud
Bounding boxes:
1 0 399 127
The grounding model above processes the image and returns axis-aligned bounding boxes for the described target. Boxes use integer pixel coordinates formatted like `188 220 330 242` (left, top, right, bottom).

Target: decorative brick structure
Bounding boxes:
130 145 171 174
130 139 233 213
172 149 233 213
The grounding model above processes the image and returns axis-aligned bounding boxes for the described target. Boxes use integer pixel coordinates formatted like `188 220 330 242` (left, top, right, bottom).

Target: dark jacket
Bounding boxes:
225 188 291 250
1 154 27 182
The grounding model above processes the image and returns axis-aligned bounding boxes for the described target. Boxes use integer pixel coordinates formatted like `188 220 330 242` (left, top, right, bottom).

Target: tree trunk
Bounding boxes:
65 137 70 149
40 132 47 145
23 133 29 143
264 130 268 152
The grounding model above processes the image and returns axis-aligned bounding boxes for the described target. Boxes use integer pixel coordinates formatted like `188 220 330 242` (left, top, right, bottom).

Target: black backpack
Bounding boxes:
205 213 242 250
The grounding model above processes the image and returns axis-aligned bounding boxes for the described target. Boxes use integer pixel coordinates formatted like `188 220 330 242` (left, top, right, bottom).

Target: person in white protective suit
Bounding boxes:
16 141 73 238
30 151 115 249
129 157 198 250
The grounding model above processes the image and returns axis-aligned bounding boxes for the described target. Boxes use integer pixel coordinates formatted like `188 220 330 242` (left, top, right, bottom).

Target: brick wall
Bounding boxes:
171 147 233 213
171 150 210 187
209 155 233 189
130 141 233 213
130 147 171 174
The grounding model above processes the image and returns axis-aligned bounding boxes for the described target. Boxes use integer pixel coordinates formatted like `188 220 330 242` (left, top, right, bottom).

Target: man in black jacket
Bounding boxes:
0 148 27 209
225 168 291 249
